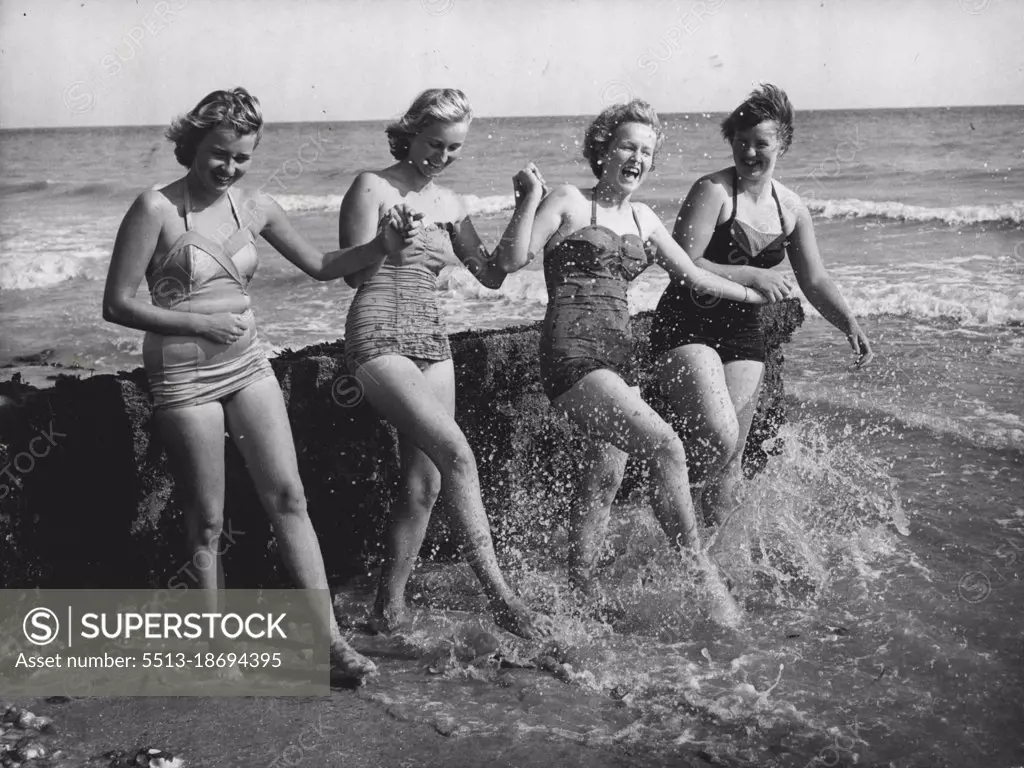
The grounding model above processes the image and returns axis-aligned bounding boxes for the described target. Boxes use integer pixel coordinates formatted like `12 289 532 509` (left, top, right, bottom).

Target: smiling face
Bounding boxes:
191 126 257 195
406 120 470 180
731 120 783 181
600 122 657 194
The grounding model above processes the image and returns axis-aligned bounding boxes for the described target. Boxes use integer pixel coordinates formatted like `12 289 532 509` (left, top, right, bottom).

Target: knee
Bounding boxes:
187 503 224 548
406 468 442 510
434 435 478 477
651 432 689 470
586 462 626 509
695 421 739 471
263 480 308 517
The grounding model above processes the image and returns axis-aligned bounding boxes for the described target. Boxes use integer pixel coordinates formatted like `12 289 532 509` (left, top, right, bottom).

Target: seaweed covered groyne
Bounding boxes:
0 304 803 589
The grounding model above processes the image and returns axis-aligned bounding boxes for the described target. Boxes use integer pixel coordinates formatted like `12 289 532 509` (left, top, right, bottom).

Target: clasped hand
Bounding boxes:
749 270 796 302
380 203 430 267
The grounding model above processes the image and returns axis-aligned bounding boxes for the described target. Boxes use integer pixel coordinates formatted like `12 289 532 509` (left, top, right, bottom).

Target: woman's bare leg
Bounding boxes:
372 362 451 632
154 402 228 616
702 360 765 525
568 440 628 592
354 355 551 640
657 345 740 524
224 376 376 680
554 369 741 626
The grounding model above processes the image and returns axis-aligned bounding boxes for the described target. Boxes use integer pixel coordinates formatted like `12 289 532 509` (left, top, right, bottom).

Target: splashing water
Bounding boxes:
334 417 917 764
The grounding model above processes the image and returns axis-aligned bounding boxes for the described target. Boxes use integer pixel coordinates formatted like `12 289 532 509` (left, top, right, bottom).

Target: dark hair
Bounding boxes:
582 99 665 178
385 88 473 161
720 83 794 153
165 87 264 168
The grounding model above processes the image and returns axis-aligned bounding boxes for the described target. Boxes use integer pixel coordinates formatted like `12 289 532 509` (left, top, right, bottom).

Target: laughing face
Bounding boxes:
731 121 783 181
407 120 470 180
600 122 657 193
191 126 256 196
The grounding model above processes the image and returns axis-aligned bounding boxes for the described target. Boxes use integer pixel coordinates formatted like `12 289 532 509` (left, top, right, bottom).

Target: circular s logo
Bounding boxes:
331 374 364 408
23 607 60 645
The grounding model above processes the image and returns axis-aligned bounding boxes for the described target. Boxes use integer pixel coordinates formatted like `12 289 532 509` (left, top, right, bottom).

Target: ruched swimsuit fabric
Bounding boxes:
651 168 789 363
344 222 455 372
539 192 654 401
142 185 273 410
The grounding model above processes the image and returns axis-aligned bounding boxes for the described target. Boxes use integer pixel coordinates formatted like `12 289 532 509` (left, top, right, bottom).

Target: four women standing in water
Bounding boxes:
105 83 871 675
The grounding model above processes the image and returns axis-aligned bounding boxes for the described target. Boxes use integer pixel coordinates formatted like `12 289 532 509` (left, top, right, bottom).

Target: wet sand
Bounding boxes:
6 683 701 768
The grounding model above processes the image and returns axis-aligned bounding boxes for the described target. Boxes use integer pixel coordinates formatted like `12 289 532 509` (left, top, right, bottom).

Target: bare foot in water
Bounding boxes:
330 640 377 683
568 566 598 599
491 598 554 640
367 602 414 635
695 552 743 628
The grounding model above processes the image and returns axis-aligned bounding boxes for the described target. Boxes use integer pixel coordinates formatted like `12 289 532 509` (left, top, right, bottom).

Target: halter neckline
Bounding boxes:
591 189 644 240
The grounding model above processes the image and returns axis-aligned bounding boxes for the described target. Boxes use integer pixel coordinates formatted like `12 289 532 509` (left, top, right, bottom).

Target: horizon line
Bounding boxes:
2 102 1021 132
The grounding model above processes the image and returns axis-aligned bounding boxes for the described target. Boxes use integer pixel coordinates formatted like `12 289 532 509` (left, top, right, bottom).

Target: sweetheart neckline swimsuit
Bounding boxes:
344 221 456 372
651 168 789 363
142 184 273 410
539 191 655 401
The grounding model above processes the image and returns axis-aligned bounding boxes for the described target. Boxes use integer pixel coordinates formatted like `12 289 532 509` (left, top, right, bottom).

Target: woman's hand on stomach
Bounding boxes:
198 312 250 344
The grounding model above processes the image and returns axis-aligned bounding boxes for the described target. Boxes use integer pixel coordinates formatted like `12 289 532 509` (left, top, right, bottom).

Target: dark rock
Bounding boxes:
0 304 803 588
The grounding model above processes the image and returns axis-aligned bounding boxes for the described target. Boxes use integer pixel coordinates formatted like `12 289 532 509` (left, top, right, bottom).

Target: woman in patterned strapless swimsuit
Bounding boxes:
653 84 874 529
525 100 766 626
103 88 414 683
338 88 551 640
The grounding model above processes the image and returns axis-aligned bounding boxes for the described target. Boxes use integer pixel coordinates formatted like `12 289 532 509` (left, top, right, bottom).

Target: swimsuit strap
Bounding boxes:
591 189 644 238
729 167 739 224
183 183 248 236
630 204 643 239
183 182 195 231
226 189 245 230
770 182 785 231
732 167 786 232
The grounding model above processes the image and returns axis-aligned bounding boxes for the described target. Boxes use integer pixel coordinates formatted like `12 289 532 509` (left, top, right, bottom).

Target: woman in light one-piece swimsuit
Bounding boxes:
336 88 553 640
524 99 766 626
103 87 415 683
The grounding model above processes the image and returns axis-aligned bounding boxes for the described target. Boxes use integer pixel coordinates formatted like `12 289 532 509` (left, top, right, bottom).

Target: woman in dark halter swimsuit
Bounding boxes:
653 84 874 529
526 100 767 625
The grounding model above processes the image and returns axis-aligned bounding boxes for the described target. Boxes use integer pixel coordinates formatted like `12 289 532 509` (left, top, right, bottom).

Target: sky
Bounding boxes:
0 0 1021 129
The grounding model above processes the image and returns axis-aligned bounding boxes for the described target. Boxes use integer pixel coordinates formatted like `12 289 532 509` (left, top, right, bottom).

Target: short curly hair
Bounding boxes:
385 89 473 161
165 87 264 168
582 99 665 179
720 83 794 154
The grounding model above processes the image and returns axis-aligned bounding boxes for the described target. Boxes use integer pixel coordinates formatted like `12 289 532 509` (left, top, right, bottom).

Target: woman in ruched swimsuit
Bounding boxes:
338 88 551 639
523 99 767 626
652 84 874 530
102 88 417 683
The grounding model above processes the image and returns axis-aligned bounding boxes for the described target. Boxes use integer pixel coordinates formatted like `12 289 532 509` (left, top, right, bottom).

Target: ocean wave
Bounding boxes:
431 266 1024 328
0 180 57 196
0 179 131 199
787 382 1024 454
278 194 1024 227
839 290 1024 326
806 198 1024 227
0 253 86 290
274 193 516 218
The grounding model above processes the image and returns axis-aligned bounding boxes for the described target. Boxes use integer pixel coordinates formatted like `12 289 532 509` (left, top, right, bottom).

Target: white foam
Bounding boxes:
272 193 516 219
806 198 1024 227
0 252 86 290
788 380 1024 453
